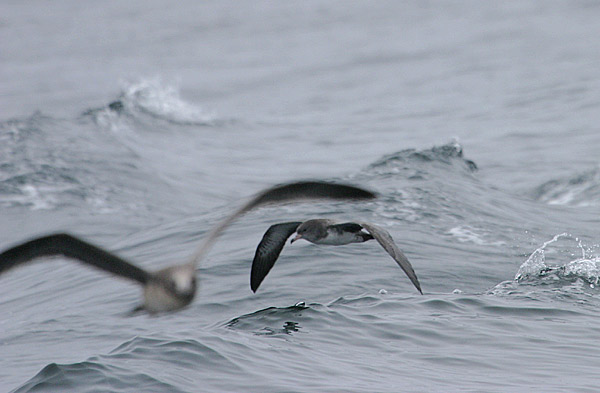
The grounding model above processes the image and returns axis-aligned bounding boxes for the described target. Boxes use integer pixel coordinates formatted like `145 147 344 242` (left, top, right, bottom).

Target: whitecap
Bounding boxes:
121 78 217 126
447 226 505 246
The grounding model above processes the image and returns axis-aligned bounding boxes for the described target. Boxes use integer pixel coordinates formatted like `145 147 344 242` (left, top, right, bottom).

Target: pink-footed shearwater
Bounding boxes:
0 181 376 313
251 219 422 294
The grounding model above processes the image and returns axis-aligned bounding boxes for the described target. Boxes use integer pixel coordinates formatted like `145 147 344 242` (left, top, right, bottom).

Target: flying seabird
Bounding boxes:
251 219 423 294
0 181 376 313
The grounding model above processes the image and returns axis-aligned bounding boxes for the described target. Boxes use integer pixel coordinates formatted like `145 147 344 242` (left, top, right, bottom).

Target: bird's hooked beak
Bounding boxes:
290 233 302 244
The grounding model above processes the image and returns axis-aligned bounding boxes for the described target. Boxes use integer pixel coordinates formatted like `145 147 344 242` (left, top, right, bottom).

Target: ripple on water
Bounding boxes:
13 335 245 393
14 361 184 393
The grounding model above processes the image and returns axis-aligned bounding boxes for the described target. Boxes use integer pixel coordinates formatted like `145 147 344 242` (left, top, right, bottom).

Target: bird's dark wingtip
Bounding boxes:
412 280 423 295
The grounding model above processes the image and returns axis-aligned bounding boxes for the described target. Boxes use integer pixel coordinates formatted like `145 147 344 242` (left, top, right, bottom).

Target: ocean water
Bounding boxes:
2 1 600 392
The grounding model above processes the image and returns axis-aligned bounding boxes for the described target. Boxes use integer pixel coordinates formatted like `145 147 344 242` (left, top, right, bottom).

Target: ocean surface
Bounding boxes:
2 1 600 392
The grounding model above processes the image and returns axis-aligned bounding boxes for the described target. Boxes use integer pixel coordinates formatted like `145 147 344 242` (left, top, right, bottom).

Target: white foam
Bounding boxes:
122 78 217 125
20 184 57 210
447 226 505 246
563 258 600 285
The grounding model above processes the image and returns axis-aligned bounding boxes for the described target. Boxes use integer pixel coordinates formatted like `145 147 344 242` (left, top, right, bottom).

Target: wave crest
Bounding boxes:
225 302 311 336
86 78 218 127
366 140 477 179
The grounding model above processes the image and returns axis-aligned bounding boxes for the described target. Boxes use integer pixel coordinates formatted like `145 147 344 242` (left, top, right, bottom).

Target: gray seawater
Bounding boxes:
2 1 600 392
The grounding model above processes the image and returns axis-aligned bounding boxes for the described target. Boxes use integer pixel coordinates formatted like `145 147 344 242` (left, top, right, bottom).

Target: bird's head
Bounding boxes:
166 264 197 302
291 220 327 243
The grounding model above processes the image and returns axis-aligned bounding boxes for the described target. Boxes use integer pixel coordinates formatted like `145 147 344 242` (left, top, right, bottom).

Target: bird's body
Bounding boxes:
0 181 376 313
295 219 373 245
143 264 197 313
251 219 422 295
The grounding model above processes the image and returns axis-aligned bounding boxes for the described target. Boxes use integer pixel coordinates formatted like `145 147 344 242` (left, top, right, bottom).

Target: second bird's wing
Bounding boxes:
0 233 150 285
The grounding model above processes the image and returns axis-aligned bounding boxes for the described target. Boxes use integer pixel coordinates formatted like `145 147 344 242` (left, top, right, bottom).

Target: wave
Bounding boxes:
13 361 183 393
0 114 85 210
353 140 499 228
224 294 422 340
530 167 600 206
366 139 478 179
84 78 218 127
225 302 311 336
14 335 240 393
0 113 155 212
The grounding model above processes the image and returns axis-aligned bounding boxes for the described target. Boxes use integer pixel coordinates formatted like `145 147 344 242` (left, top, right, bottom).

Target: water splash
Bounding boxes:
515 233 600 287
515 233 569 280
562 258 600 286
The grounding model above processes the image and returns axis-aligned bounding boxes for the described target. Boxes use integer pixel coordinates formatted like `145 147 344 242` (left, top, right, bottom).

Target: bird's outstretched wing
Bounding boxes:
189 181 376 265
360 223 423 294
0 233 150 284
251 222 302 292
